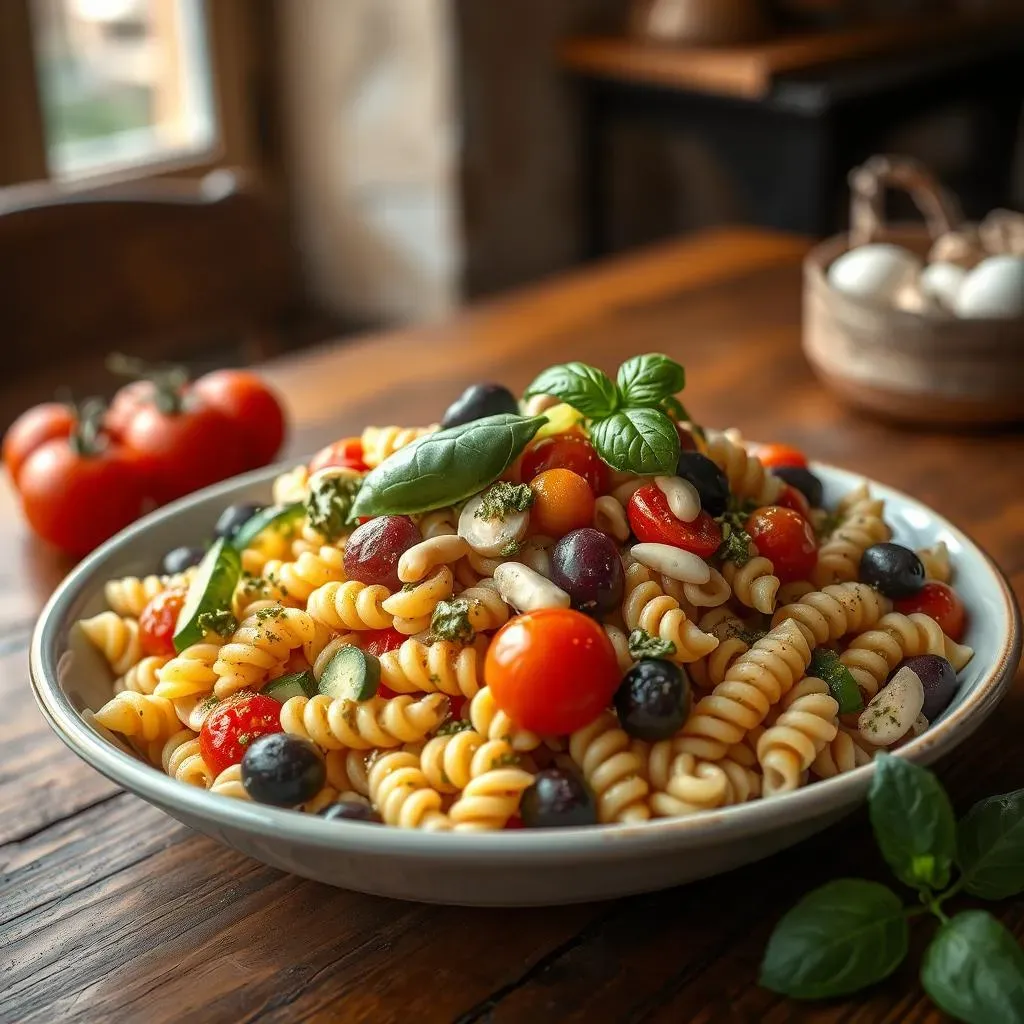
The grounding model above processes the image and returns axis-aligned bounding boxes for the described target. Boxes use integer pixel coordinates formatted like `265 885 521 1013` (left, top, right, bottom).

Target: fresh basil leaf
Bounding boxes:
351 414 546 517
868 753 956 892
523 362 619 419
590 407 680 475
810 649 864 714
958 789 1024 900
921 911 1024 1024
661 395 691 422
616 353 685 408
760 879 908 999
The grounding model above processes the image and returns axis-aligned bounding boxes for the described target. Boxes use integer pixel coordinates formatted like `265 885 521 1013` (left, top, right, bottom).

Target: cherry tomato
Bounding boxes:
895 582 967 642
139 588 187 657
448 695 468 722
745 506 817 583
755 443 807 470
18 439 152 557
200 692 283 775
485 608 620 735
308 436 367 475
520 435 610 495
627 484 722 558
193 370 287 469
776 483 812 522
105 380 161 440
121 399 246 504
3 403 76 486
362 628 406 657
529 468 596 537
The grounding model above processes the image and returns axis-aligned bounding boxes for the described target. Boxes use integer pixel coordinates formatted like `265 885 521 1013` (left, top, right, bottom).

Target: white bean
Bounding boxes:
629 543 711 585
518 537 554 579
593 496 630 543
458 494 531 557
858 665 925 747
493 563 570 613
655 476 701 523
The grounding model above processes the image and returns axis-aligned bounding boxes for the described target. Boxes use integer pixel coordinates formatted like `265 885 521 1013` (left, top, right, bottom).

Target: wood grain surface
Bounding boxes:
2 228 1022 1023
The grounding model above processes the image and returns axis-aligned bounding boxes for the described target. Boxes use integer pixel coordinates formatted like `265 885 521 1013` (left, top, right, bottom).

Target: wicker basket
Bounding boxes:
803 156 1024 427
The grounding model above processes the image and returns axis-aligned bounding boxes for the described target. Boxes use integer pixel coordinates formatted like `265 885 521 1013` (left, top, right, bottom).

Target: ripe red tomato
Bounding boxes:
18 439 152 557
745 506 817 583
139 588 187 657
755 443 807 470
121 399 246 504
520 435 610 495
3 403 76 485
192 370 287 469
105 381 161 440
776 483 812 522
895 582 967 642
308 436 367 475
627 484 722 558
200 692 283 775
485 608 620 735
362 628 405 657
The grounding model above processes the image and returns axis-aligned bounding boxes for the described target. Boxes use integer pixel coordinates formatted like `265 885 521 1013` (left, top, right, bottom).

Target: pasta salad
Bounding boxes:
79 354 975 830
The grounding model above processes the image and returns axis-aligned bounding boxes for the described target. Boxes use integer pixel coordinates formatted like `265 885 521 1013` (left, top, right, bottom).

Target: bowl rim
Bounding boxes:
30 460 1022 862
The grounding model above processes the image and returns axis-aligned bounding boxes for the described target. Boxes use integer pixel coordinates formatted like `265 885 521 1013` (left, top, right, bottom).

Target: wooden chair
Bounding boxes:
0 169 296 428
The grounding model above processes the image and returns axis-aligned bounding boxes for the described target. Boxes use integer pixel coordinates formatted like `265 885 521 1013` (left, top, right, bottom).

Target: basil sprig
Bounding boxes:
524 353 689 475
761 754 1024 1022
350 414 546 518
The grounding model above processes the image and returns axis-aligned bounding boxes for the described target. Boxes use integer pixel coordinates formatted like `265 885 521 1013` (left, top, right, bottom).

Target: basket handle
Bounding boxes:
848 155 963 247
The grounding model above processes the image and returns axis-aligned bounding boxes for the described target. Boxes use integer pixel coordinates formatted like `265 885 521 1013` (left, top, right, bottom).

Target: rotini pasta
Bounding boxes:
704 429 782 506
117 655 169 695
213 607 319 698
154 642 223 700
771 581 891 647
570 711 650 823
260 545 346 605
917 541 952 583
93 691 180 743
367 750 450 829
306 581 393 631
381 566 455 634
361 424 437 468
448 741 534 831
721 548 780 614
379 637 486 699
79 612 143 676
623 562 718 663
162 729 214 788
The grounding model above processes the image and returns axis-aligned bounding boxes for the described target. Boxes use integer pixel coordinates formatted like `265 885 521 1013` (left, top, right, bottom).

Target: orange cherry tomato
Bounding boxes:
755 443 807 470
3 403 76 486
520 435 610 495
745 506 817 583
192 370 287 470
139 588 187 657
308 437 367 474
485 608 620 734
529 468 595 537
895 582 966 643
627 483 722 558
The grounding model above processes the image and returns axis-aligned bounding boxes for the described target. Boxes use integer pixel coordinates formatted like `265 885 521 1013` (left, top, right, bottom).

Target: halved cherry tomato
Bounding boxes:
199 692 283 775
745 505 817 583
192 369 287 470
139 588 187 657
485 608 620 734
520 435 610 495
529 468 595 537
3 403 76 486
362 628 405 658
755 443 807 470
627 483 722 558
895 582 966 643
776 483 812 522
309 437 368 475
448 695 468 722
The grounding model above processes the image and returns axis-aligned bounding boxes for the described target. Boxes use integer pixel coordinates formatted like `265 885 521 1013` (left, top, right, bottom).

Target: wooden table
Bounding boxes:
3 227 1023 1023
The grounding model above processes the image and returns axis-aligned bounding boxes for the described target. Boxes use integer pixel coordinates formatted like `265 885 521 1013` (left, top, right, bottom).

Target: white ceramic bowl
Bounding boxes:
31 462 1021 906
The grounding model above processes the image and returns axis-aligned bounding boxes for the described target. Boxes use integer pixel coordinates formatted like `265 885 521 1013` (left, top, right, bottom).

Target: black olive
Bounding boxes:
860 543 926 599
321 801 381 824
520 769 598 828
897 655 958 721
614 659 692 741
440 383 519 429
214 503 263 541
674 452 730 518
772 466 824 509
241 734 325 807
162 545 205 575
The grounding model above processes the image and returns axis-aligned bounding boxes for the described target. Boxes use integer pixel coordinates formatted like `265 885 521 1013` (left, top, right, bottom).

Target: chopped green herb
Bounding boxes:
727 624 768 646
436 718 473 736
237 732 252 747
628 628 676 660
264 631 281 644
199 694 220 712
717 524 754 567
810 648 864 714
401 582 416 593
306 472 362 541
196 609 238 638
255 606 285 622
475 481 535 521
427 673 442 685
815 510 843 540
491 752 521 769
500 539 523 557
430 598 475 644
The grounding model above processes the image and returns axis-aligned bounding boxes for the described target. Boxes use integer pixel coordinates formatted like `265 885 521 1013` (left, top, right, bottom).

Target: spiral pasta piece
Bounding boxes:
622 562 718 663
239 525 293 577
210 764 249 800
260 545 346 605
771 581 892 647
721 552 779 614
459 579 511 633
419 729 485 793
306 581 393 631
325 748 371 797
603 623 634 672
417 507 458 539
449 740 534 831
161 729 214 788
154 642 223 700
213 607 318 698
379 637 486 698
704 430 782 506
757 677 839 795
917 541 952 583
279 692 449 750
93 692 180 743
811 726 877 779
117 655 169 695
682 567 731 608
454 548 506 589
361 424 438 468
79 612 143 676
469 686 542 752
687 608 750 690
649 752 728 818
398 536 469 583
368 750 450 829
382 567 455 634
776 580 816 605
813 496 892 586
676 620 812 761
570 711 650 823
104 574 176 618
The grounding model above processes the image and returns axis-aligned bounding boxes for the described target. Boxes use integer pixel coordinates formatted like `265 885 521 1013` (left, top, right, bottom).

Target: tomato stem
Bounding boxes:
68 397 109 457
107 352 189 415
